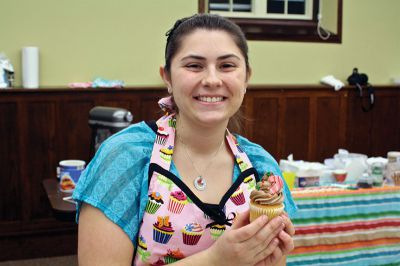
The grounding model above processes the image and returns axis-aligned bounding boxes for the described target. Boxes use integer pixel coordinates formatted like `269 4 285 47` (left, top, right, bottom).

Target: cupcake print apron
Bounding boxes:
133 112 259 265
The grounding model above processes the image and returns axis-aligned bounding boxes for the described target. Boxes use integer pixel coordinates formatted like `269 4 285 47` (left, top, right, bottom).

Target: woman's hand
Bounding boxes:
255 213 295 266
205 210 286 266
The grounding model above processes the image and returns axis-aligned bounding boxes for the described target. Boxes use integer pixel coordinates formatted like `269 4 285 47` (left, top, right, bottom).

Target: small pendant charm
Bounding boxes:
194 176 206 191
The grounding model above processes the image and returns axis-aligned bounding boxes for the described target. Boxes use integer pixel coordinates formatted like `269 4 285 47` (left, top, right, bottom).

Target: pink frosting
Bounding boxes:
170 191 187 201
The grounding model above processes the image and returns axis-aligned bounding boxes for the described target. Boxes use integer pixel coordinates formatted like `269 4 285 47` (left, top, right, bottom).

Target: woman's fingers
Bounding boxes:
247 216 284 251
231 210 250 230
253 237 280 263
278 230 295 255
280 214 295 236
231 213 269 242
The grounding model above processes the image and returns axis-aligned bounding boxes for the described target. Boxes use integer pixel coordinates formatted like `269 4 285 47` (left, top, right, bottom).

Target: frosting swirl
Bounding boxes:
250 172 284 205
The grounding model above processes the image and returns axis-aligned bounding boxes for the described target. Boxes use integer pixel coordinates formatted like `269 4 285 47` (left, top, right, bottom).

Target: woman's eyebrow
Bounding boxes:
180 54 241 61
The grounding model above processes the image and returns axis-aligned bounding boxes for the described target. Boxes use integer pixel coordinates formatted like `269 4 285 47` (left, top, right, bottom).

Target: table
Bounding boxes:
42 178 76 221
287 186 400 266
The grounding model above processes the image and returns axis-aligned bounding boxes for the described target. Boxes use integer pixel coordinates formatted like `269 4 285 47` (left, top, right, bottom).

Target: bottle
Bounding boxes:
371 162 384 186
386 151 400 185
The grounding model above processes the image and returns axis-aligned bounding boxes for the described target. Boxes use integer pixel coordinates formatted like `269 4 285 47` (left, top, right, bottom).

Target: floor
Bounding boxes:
0 256 77 266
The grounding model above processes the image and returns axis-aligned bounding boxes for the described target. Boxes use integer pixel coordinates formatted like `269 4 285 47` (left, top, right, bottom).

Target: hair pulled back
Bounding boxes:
164 13 249 75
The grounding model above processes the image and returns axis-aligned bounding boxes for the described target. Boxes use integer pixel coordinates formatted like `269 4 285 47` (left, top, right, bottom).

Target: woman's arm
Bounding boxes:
78 203 134 266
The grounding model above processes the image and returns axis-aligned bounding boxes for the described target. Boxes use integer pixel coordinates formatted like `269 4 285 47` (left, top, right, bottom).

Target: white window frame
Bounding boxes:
209 0 313 20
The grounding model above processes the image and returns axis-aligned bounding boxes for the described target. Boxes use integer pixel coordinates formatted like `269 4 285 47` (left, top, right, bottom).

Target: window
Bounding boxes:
199 0 342 43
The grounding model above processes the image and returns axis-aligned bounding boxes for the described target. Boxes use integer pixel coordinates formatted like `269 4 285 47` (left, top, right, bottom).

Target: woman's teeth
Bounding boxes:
197 96 224 103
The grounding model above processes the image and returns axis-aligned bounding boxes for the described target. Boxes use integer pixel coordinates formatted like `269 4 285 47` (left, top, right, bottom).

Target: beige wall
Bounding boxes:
1 0 399 87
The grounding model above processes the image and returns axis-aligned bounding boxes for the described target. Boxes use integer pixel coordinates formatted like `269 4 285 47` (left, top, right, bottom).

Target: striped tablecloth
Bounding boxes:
287 186 400 266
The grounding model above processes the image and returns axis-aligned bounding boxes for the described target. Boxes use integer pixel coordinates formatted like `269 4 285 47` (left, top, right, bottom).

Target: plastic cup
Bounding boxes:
283 171 296 190
333 169 347 183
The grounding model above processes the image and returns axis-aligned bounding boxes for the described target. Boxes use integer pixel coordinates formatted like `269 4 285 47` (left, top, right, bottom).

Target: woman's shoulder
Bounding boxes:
235 134 277 166
73 121 156 241
101 121 156 150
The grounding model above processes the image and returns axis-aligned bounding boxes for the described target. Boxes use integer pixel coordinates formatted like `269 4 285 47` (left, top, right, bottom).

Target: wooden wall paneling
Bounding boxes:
0 102 20 221
370 89 400 156
308 95 317 161
314 94 343 161
283 95 310 161
251 95 280 158
346 89 373 155
57 98 95 165
0 226 77 261
138 91 165 122
98 91 133 111
23 101 57 220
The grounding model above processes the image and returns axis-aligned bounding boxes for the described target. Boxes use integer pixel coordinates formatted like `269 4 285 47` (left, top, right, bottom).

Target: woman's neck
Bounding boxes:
175 115 228 155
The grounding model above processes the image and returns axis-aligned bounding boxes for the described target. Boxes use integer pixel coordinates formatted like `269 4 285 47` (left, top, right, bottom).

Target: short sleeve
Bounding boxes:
72 122 155 244
236 135 298 217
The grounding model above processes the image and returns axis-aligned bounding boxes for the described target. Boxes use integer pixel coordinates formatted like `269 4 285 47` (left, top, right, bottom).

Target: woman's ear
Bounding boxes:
246 66 252 83
159 66 172 93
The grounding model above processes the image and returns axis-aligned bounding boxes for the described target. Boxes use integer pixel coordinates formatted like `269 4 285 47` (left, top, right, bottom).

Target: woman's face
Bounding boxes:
161 29 250 129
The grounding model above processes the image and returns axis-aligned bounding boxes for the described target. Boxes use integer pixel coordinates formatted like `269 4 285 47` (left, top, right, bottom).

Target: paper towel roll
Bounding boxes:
22 47 39 88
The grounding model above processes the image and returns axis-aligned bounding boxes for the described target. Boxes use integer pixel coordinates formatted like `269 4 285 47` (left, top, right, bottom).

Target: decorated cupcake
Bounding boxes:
164 248 184 264
168 117 176 128
182 222 204 245
160 146 173 162
153 216 174 244
209 224 226 240
230 186 245 206
137 235 151 262
157 174 174 191
168 190 188 214
145 192 164 214
156 127 169 145
235 155 248 171
243 176 256 190
249 172 284 222
231 134 244 153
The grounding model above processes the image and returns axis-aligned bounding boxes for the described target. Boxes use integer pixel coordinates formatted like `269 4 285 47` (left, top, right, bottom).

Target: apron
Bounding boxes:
133 114 259 265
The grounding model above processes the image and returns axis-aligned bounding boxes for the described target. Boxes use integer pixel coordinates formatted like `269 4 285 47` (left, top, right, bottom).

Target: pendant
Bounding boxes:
194 176 206 191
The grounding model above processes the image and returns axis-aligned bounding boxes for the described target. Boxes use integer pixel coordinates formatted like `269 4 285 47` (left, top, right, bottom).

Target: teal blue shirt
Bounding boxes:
73 121 297 245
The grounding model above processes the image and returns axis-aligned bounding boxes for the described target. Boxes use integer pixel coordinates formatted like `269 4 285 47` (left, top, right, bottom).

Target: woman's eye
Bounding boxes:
186 64 202 70
220 63 236 70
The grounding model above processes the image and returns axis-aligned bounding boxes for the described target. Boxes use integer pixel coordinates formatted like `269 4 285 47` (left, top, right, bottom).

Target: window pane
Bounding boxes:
209 0 230 11
288 0 305 14
233 0 252 12
267 0 285 14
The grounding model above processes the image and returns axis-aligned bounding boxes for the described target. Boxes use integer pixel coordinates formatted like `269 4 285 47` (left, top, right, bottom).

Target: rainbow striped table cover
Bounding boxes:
287 186 400 266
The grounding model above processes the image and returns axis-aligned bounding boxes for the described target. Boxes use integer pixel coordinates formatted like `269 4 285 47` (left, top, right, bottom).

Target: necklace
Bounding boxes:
178 135 225 191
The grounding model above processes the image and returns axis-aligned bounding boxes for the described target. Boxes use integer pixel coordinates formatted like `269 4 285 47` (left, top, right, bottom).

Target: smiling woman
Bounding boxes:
73 13 297 266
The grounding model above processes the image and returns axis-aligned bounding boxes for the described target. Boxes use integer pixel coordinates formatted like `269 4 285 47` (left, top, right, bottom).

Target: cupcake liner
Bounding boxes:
210 228 225 240
182 232 202 245
153 227 173 244
230 192 245 206
249 202 284 222
160 153 172 162
156 135 168 145
164 256 179 264
168 197 186 214
145 200 161 214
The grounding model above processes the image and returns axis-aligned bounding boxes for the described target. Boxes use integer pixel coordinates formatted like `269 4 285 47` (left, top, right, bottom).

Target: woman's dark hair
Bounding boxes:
164 13 249 75
164 14 249 134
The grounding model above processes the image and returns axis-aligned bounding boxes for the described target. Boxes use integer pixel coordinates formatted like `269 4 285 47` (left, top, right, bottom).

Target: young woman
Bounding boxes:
73 14 297 266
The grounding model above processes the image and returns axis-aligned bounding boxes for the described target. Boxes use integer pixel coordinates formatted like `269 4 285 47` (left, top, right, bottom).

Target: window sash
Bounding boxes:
209 0 313 20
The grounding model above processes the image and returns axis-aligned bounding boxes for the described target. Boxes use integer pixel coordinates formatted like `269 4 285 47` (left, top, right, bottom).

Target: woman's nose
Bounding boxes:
201 67 222 87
